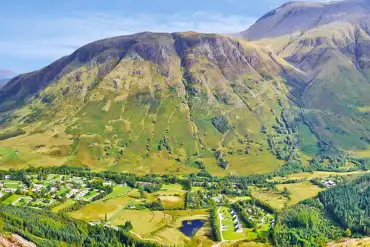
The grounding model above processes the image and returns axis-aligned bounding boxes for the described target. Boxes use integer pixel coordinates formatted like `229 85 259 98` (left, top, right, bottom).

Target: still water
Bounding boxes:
179 219 205 237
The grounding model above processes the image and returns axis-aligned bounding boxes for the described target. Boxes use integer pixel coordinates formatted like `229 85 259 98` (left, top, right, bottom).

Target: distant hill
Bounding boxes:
0 69 16 88
0 69 16 79
0 78 10 87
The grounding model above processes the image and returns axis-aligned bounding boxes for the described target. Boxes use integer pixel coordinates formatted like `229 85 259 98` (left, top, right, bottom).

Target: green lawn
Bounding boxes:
1 180 21 189
102 185 131 201
52 199 76 213
2 194 22 205
83 190 99 200
160 183 184 192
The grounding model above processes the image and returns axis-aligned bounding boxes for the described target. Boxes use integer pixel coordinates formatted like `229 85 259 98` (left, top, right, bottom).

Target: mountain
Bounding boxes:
3 0 370 175
242 0 370 41
0 69 16 79
240 0 370 153
0 32 309 175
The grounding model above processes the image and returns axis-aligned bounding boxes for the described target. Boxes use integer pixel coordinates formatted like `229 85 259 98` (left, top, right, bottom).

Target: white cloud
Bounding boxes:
0 11 255 60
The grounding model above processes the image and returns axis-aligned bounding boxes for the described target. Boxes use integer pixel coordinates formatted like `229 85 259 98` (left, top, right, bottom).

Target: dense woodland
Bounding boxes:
319 175 370 235
273 175 370 246
273 203 343 247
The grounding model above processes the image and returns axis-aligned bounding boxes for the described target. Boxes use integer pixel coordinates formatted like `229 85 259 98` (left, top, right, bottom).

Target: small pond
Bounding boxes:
179 219 205 237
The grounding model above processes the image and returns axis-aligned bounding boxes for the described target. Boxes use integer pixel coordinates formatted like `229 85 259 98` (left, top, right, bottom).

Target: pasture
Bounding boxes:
69 189 140 221
275 181 324 205
250 187 288 211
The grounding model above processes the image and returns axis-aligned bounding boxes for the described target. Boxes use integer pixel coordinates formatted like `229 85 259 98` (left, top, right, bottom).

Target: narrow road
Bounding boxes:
130 231 166 246
217 207 225 241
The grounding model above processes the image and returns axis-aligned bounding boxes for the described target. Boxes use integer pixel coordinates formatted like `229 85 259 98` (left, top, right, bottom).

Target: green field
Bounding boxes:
276 181 325 205
82 190 99 200
111 210 171 235
1 194 22 205
159 184 185 194
52 199 76 213
69 189 140 221
271 171 370 182
250 187 288 211
102 185 131 201
1 180 21 189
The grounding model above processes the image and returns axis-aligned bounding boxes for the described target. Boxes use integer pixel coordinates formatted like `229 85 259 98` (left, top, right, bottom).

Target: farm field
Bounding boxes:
157 183 185 195
276 181 324 205
155 184 185 209
250 187 288 211
271 170 370 182
69 189 140 221
111 210 171 235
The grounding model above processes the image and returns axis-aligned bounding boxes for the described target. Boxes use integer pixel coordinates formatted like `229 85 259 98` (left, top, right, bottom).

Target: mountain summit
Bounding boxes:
242 0 370 41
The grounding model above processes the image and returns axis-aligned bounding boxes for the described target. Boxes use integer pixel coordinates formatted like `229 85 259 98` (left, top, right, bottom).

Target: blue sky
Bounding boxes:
0 0 322 74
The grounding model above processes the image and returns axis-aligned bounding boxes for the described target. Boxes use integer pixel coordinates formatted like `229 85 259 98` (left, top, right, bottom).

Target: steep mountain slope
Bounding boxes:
0 32 309 175
241 0 370 152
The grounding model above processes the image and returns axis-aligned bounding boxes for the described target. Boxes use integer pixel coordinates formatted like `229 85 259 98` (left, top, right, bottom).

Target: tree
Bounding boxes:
124 221 133 231
345 228 352 237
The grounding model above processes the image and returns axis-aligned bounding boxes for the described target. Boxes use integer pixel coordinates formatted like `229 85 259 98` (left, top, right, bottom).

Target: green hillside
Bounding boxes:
0 32 314 175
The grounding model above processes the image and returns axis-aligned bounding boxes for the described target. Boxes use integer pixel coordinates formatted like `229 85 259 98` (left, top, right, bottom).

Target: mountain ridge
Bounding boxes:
0 31 306 175
242 0 370 41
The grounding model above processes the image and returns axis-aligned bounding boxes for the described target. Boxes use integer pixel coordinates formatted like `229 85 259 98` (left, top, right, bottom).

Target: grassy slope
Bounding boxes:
0 33 314 175
253 23 370 154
